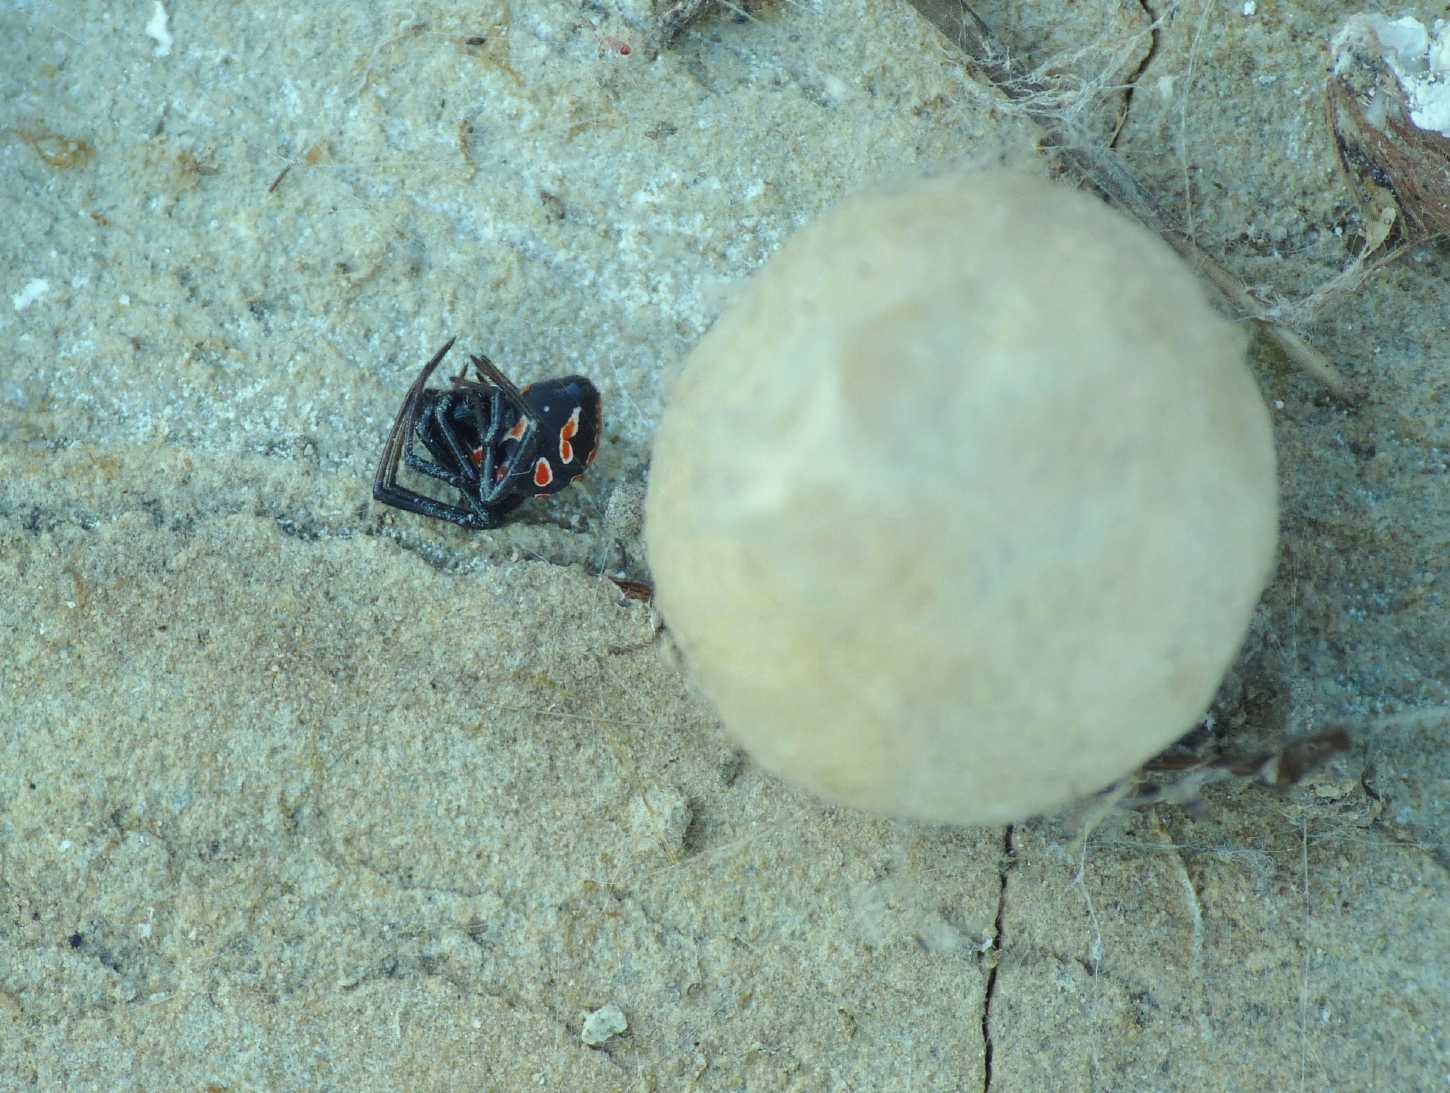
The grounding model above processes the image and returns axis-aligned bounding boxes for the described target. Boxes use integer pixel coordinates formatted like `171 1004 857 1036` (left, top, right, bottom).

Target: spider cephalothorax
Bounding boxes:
372 337 602 530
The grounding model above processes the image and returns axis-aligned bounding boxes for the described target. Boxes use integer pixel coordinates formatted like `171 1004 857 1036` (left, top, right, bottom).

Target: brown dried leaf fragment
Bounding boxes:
1328 15 1450 249
1121 727 1354 811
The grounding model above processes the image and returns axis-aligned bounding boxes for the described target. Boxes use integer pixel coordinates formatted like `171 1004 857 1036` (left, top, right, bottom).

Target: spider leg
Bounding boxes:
448 365 539 504
477 392 538 506
370 481 505 529
407 394 483 493
495 419 541 492
467 353 532 419
373 336 458 502
403 451 476 494
410 400 457 471
439 396 486 481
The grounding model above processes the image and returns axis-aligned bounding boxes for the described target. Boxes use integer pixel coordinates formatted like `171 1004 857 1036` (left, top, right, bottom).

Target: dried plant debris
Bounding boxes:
1115 727 1353 812
659 0 775 46
660 0 714 43
17 127 96 170
906 2 1358 401
1329 14 1450 250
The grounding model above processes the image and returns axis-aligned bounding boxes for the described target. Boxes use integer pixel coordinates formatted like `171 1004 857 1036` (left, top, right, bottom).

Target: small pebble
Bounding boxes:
581 1003 628 1046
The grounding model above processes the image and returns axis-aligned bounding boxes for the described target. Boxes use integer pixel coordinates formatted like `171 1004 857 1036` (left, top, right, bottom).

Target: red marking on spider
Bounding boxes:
533 457 553 489
504 416 528 443
559 406 582 463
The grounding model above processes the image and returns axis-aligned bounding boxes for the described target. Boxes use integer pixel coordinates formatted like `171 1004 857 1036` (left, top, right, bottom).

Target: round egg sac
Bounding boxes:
645 170 1278 826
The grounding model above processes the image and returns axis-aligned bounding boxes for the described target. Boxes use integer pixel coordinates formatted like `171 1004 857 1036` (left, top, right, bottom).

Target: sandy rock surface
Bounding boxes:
3 1 1446 1088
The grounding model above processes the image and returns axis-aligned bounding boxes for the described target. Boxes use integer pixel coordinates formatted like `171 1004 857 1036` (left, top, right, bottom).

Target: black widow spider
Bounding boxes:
372 337 602 530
